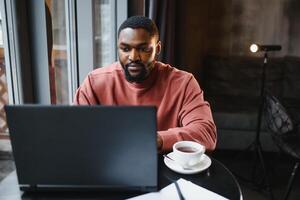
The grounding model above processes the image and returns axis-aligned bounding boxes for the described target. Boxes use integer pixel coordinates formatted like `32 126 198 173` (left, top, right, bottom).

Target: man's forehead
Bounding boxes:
118 28 155 44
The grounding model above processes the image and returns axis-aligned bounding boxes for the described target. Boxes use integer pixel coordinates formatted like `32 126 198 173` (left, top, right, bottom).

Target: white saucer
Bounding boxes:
164 152 211 174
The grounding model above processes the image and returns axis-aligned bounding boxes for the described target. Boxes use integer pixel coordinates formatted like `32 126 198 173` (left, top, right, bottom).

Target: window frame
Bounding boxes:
2 0 128 104
0 0 23 104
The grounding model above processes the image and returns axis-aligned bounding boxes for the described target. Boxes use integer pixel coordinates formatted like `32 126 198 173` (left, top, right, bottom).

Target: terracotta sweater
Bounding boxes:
74 61 217 152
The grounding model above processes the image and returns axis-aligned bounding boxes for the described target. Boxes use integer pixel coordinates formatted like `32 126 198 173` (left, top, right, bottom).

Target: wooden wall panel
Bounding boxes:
175 0 300 76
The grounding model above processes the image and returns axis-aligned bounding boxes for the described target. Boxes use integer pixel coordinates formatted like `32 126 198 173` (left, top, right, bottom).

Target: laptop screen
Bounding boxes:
5 105 158 192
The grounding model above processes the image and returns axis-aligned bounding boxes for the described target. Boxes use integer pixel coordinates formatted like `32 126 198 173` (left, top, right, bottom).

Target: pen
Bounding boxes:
174 180 185 200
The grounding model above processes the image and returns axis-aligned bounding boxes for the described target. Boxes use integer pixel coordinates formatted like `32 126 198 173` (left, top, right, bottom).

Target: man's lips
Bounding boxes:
127 63 144 68
127 64 144 75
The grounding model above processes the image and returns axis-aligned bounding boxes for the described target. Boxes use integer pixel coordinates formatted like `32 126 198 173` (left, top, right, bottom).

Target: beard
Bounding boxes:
122 62 149 83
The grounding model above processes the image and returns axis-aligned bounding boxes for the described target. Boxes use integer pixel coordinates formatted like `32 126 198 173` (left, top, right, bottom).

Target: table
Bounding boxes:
0 156 243 200
160 157 242 199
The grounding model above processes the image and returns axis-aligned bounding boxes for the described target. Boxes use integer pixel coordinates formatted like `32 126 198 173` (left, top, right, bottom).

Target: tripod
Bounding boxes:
236 52 274 199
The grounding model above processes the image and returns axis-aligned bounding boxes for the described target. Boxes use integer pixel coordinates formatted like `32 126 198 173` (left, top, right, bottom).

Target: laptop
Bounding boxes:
5 105 158 193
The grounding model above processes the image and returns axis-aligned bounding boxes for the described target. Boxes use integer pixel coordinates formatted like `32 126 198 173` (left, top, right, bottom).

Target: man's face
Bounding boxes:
118 28 161 83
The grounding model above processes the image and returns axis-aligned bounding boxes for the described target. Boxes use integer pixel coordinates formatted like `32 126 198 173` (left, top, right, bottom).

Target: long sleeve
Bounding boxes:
158 76 217 152
73 74 100 105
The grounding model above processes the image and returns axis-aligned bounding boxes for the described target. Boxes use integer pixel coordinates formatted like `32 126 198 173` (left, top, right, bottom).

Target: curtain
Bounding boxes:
146 0 176 66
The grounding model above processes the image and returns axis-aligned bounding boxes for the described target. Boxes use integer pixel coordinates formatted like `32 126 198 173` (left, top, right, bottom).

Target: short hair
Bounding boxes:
118 16 159 40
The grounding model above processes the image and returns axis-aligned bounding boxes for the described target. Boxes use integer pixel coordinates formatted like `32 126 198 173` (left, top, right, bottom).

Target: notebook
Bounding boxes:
5 105 158 193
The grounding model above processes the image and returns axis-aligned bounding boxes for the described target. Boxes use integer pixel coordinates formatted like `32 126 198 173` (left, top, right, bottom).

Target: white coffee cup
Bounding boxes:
172 141 205 168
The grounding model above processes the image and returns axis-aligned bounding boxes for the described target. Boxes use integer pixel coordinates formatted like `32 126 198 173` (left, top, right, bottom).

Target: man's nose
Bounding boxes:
129 49 141 62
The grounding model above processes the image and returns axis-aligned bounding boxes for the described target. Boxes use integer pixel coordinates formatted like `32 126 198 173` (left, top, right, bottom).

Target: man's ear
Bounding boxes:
156 41 161 56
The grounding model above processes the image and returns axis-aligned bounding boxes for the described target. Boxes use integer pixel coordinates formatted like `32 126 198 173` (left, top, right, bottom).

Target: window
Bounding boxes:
45 0 126 104
76 0 124 84
0 14 3 45
46 0 71 104
0 0 127 106
94 0 116 67
0 10 10 137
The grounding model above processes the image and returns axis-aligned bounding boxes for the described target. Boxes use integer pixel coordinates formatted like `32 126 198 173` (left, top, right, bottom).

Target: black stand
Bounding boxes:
236 52 274 199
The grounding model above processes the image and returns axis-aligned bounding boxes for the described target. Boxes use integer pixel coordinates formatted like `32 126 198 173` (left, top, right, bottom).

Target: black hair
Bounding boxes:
118 16 159 40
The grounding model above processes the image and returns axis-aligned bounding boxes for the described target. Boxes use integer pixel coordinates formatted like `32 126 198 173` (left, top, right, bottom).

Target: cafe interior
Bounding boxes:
0 0 300 199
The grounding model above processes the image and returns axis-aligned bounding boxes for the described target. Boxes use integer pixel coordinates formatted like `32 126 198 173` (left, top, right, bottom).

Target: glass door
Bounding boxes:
45 0 127 104
0 0 127 106
46 0 71 104
76 0 124 84
0 4 11 138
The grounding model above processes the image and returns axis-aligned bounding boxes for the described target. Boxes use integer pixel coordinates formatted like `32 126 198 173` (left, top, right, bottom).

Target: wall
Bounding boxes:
175 0 300 78
285 0 300 56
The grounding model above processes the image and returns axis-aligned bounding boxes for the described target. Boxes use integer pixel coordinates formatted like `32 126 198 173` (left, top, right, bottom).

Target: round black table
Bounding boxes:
0 156 243 200
159 156 243 200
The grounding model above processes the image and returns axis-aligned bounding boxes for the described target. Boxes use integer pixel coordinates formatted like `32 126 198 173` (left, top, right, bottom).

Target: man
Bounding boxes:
74 16 216 152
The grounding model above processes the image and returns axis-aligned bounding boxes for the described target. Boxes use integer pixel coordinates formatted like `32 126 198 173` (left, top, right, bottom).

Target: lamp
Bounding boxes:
236 43 282 199
249 44 272 196
250 44 282 52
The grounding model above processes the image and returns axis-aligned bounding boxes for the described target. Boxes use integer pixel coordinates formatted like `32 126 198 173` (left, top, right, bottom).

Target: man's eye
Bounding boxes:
141 47 152 52
121 47 130 52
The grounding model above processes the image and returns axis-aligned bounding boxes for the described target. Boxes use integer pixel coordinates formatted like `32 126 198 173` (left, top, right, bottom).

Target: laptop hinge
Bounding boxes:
20 184 38 192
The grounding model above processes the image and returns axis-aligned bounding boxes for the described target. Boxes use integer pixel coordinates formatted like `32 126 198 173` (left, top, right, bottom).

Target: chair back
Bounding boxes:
264 92 294 136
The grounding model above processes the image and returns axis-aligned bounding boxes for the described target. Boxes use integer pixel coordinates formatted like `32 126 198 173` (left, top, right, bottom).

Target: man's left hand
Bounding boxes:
157 134 163 150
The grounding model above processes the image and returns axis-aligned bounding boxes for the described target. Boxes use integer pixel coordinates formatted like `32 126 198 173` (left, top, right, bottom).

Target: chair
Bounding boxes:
264 92 300 200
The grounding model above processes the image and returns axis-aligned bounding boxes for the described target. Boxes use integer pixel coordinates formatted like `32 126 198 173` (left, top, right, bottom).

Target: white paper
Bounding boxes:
127 178 229 200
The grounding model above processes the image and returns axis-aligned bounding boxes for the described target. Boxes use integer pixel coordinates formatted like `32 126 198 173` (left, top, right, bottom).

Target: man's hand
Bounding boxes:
157 134 163 150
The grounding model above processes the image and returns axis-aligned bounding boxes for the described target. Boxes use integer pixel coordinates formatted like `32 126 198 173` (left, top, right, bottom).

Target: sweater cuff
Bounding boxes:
158 130 180 152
